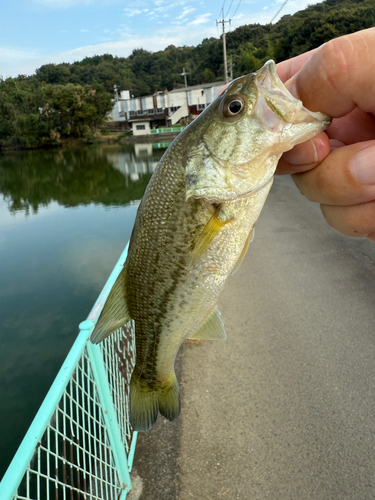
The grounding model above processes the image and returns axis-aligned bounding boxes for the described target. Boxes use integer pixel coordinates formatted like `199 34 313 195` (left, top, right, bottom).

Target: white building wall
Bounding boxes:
205 87 213 104
132 121 150 136
188 89 206 106
168 91 187 109
156 94 164 109
111 82 224 122
211 84 223 101
145 96 154 110
111 100 126 121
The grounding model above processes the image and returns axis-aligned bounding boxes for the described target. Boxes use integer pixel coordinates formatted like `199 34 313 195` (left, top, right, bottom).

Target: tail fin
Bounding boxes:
130 372 180 432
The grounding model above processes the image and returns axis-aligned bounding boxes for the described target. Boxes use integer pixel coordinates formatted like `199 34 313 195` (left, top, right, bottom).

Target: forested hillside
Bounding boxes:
1 0 374 149
31 0 375 95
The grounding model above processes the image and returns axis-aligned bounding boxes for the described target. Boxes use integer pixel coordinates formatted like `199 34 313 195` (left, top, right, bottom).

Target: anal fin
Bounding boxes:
90 268 131 344
189 306 226 341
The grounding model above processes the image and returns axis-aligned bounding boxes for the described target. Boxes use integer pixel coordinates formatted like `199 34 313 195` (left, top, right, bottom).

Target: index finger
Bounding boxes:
290 28 375 117
276 49 316 83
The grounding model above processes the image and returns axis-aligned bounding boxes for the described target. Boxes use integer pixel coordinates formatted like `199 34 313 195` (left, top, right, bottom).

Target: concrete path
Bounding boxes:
131 175 375 500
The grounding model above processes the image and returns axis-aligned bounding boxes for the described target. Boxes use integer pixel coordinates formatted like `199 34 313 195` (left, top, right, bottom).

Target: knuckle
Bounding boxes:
318 39 352 94
321 202 375 237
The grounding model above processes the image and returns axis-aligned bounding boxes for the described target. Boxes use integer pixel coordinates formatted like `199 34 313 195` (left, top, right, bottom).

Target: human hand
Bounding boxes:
276 28 375 242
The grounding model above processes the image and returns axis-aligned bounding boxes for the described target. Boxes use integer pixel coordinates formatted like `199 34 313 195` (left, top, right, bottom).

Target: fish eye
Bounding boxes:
223 96 246 118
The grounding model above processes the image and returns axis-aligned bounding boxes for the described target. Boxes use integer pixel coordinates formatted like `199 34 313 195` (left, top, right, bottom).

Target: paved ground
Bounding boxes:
131 175 375 500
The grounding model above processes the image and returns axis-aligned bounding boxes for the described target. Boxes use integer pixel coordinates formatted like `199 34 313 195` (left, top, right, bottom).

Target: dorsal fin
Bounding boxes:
90 268 131 344
188 307 226 341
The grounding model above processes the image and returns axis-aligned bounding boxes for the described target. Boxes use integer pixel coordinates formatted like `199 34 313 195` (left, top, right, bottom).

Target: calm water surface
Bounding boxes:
0 141 169 479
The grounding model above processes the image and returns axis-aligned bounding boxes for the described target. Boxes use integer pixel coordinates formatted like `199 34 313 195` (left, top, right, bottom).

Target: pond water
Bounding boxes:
0 141 169 479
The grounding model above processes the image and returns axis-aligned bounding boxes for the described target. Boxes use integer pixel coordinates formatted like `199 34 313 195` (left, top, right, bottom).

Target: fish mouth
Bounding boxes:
255 60 331 135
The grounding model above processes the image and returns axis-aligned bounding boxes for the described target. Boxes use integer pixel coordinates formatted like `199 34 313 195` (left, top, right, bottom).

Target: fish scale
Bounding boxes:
90 60 331 432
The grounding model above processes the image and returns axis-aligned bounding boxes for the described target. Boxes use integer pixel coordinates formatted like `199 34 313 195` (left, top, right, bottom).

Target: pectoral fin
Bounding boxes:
231 228 254 276
90 268 131 344
189 307 226 341
191 206 232 266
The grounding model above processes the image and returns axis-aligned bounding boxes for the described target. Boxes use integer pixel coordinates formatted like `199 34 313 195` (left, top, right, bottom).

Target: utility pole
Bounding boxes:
181 67 188 88
216 9 231 84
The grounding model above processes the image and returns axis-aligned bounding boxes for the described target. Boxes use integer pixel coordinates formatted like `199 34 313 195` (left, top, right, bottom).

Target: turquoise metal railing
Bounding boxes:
149 126 185 135
152 141 172 149
0 244 137 500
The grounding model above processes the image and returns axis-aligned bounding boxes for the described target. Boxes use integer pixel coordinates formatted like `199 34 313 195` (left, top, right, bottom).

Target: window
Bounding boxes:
136 124 146 130
137 110 144 115
148 109 155 114
197 104 205 110
170 106 179 112
156 108 163 113
129 110 135 116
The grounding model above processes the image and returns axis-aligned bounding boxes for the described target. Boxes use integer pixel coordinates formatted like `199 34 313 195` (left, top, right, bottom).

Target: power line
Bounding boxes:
270 0 290 23
225 0 235 19
232 0 243 18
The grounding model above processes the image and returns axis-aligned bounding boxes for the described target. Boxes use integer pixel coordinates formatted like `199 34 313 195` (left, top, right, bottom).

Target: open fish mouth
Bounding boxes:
254 60 331 135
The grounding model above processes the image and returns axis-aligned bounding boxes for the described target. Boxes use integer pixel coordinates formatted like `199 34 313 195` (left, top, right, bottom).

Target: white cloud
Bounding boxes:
1 0 326 78
1 21 218 77
188 13 211 25
176 7 196 20
80 29 89 33
123 8 143 17
0 47 43 77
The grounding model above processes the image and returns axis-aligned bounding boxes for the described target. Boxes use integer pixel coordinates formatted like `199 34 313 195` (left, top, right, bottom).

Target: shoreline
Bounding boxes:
0 131 180 153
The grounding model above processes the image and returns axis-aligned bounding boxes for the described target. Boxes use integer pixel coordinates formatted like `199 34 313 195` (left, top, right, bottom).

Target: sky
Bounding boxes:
0 0 324 78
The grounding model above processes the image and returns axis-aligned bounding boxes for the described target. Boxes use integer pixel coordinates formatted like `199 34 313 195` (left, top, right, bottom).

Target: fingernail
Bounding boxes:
352 146 375 185
283 139 318 165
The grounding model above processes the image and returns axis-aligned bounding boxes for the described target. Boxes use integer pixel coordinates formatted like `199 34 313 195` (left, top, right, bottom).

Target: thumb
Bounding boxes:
276 132 331 175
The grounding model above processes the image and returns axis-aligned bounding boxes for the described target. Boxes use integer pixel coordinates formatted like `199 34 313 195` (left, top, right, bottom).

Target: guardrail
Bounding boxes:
149 126 185 135
0 244 138 500
152 141 172 149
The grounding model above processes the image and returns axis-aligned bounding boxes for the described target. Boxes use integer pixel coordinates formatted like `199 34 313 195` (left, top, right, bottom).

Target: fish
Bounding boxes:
90 60 331 432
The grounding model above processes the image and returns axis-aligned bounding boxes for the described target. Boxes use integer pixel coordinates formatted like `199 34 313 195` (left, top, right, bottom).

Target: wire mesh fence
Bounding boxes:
0 245 137 500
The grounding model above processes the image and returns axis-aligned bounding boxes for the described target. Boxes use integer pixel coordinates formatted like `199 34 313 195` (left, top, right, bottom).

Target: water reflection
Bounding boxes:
0 143 168 215
0 142 167 479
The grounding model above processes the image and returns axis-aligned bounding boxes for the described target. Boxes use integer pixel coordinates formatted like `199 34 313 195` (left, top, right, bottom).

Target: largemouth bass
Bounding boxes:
91 61 330 432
